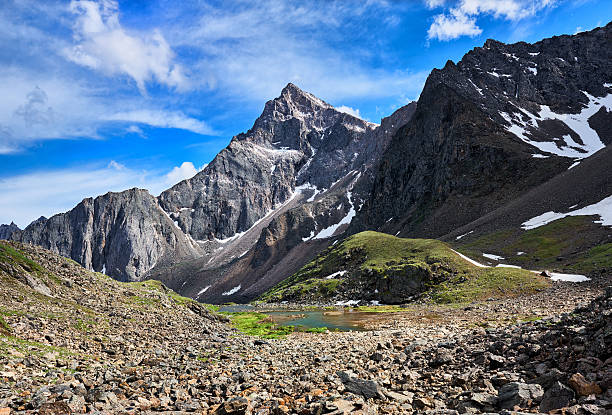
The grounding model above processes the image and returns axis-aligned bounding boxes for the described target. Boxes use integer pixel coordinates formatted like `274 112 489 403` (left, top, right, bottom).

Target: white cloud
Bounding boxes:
428 0 557 41
104 110 215 135
0 72 215 153
126 125 145 136
426 0 446 8
164 161 203 186
428 10 482 40
14 86 55 127
64 0 187 94
336 105 364 120
0 163 156 227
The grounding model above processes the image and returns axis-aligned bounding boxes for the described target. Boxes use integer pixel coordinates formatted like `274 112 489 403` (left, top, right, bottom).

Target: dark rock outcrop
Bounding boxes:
357 23 612 238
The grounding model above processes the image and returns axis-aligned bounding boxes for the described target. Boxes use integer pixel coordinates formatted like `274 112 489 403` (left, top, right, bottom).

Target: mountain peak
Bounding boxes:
276 82 332 111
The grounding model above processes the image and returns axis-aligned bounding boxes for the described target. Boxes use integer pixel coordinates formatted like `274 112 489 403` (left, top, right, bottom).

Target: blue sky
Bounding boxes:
1 0 610 227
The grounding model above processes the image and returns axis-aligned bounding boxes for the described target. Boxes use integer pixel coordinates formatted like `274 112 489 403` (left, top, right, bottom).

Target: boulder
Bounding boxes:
539 381 575 413
337 371 385 399
497 382 544 409
568 373 602 396
213 397 252 415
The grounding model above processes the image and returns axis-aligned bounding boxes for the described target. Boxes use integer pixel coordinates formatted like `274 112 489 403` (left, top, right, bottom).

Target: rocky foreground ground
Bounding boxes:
0 242 610 414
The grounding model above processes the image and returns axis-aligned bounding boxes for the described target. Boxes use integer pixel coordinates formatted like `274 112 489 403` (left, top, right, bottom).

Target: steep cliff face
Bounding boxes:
357 23 612 238
14 189 201 282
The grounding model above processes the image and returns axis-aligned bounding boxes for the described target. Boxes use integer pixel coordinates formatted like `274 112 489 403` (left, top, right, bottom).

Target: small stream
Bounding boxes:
218 305 390 331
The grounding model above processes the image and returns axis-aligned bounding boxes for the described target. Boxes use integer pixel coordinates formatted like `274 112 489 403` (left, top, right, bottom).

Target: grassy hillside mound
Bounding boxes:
260 231 549 304
455 216 612 276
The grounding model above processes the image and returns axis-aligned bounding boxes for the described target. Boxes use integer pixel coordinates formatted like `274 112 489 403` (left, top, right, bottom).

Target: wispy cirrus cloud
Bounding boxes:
103 110 215 135
427 0 558 41
170 0 427 104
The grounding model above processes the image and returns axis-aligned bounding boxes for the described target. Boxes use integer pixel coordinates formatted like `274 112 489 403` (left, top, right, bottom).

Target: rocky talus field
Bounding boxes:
0 241 610 415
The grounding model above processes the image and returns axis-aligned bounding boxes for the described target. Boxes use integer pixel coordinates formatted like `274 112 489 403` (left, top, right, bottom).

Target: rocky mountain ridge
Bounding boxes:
4 23 612 302
8 83 415 294
356 22 611 239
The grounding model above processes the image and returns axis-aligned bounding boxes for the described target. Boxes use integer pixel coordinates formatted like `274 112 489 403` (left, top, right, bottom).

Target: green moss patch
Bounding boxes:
429 267 548 304
569 243 612 273
0 242 46 275
223 312 294 339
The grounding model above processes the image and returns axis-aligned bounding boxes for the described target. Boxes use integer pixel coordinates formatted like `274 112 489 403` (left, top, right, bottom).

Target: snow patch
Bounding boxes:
222 285 241 296
344 123 366 134
522 194 612 230
468 79 483 96
455 230 473 240
197 285 211 296
158 206 182 231
312 193 356 239
453 251 588 282
324 270 347 279
483 253 505 260
451 249 488 268
214 185 309 244
517 251 526 256
302 230 315 241
496 264 522 269
568 161 580 169
335 299 360 306
501 91 611 158
550 272 590 282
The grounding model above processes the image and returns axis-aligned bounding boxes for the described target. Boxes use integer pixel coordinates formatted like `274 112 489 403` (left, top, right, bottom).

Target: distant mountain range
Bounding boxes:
4 22 611 303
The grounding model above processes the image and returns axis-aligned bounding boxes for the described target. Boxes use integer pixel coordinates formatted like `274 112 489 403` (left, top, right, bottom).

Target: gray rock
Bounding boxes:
213 396 252 415
14 188 200 282
337 371 385 399
357 24 612 239
497 382 544 409
539 381 575 412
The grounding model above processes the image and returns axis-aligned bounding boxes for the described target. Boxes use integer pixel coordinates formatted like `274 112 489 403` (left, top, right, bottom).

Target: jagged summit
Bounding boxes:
252 83 340 139
278 82 332 109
